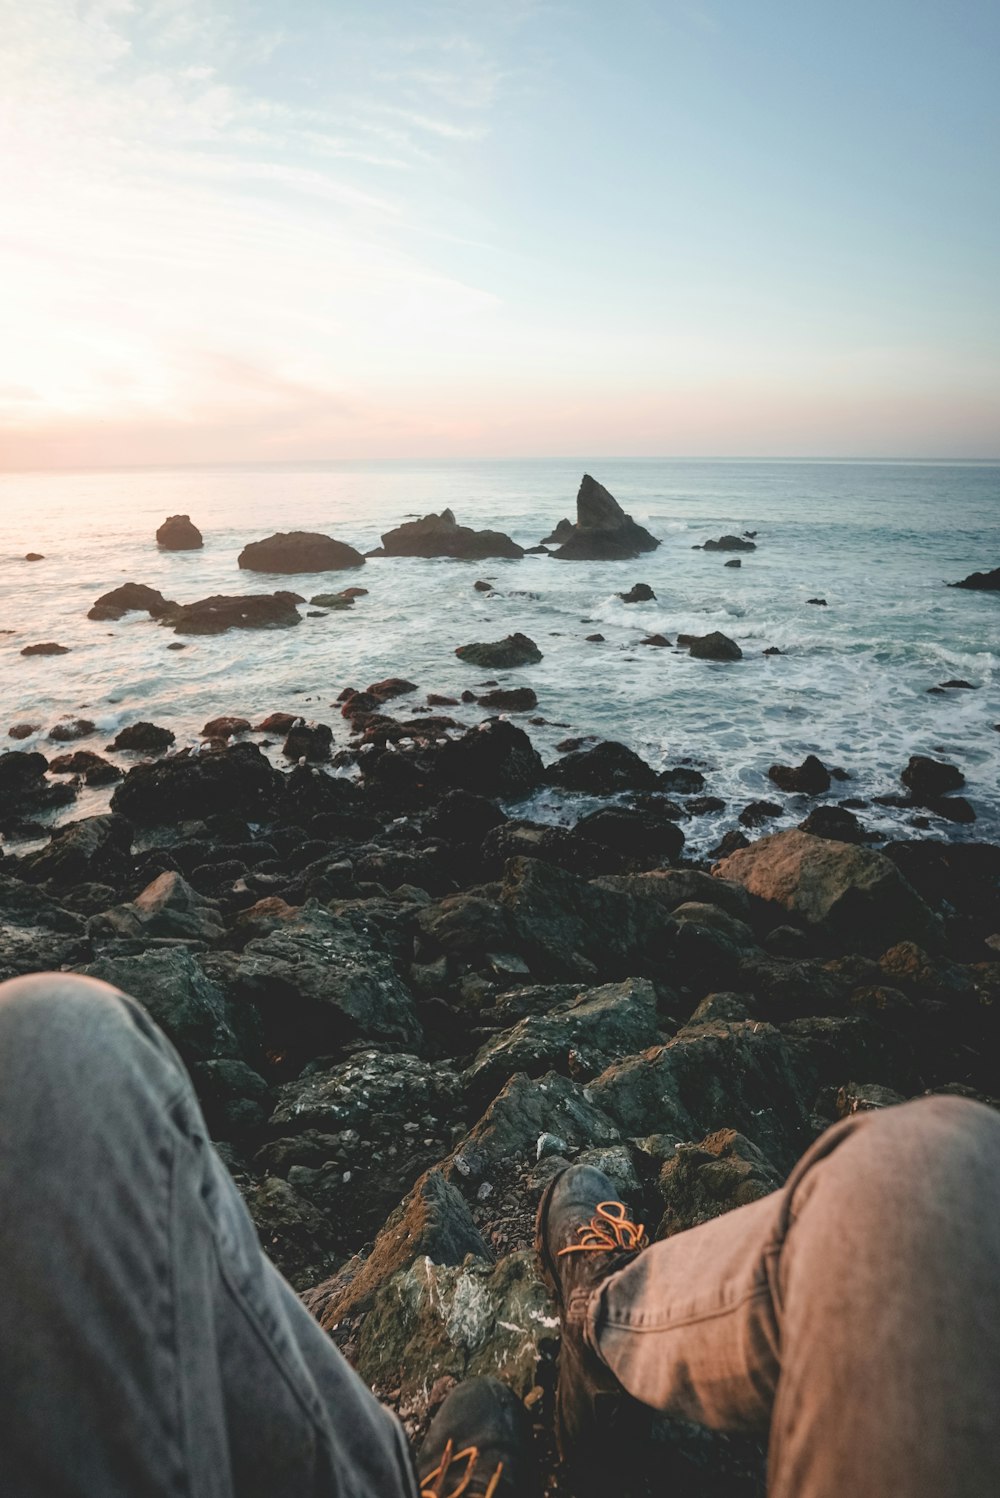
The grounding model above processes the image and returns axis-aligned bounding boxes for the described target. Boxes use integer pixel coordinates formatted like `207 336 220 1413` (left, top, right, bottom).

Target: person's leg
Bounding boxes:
586 1096 1000 1497
0 972 416 1498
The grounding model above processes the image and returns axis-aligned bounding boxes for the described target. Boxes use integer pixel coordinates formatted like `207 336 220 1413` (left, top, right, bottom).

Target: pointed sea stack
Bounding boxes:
550 475 659 560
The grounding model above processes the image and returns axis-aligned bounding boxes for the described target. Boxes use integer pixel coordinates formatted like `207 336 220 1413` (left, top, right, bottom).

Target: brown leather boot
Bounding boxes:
535 1164 651 1490
417 1377 539 1498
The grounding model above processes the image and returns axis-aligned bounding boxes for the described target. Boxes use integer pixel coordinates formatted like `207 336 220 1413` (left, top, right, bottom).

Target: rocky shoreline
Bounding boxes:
1 694 999 1495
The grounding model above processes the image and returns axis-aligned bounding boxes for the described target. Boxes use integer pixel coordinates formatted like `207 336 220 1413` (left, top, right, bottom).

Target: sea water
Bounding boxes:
0 458 997 854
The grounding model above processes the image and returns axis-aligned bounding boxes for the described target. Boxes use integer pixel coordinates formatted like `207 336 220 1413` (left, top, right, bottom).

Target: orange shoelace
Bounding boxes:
420 1438 505 1498
555 1200 649 1256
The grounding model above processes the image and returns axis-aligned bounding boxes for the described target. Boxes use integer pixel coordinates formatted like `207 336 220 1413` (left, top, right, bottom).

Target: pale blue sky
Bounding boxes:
1 0 998 465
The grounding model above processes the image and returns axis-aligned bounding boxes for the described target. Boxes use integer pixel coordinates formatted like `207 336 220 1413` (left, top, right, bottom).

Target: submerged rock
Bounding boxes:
949 566 1000 591
550 475 659 561
376 510 523 560
20 642 70 656
48 718 96 742
238 531 365 573
88 583 177 621
156 514 203 549
700 535 756 552
620 583 656 602
455 633 542 668
164 593 302 634
768 755 832 794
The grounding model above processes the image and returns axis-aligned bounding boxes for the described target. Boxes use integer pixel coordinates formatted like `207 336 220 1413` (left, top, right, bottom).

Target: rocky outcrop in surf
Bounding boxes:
548 475 660 560
373 510 523 561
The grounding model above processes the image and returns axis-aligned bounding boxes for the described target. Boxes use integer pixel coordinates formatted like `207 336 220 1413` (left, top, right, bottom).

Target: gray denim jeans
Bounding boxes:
3 972 998 1498
0 972 417 1498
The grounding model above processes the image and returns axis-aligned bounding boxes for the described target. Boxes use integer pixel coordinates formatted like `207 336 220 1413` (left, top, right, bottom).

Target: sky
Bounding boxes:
1 0 998 468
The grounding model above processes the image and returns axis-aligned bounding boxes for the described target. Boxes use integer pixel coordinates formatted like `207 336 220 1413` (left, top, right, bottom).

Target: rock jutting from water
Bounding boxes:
949 565 1000 591
88 583 178 621
372 509 524 560
548 475 660 560
162 593 304 635
455 633 543 668
238 532 366 573
156 514 203 549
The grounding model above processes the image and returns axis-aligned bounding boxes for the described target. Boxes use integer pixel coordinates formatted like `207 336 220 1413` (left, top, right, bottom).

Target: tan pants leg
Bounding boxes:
587 1096 1000 1498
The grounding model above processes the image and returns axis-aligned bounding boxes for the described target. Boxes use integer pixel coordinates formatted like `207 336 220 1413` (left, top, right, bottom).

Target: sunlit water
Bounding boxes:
1 458 997 855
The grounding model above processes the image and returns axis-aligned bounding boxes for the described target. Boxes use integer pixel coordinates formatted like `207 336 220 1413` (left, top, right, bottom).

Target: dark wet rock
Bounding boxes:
0 750 77 830
19 813 133 889
464 978 661 1106
306 1168 490 1330
574 807 685 864
156 514 203 549
366 678 419 704
164 592 302 634
768 755 831 794
591 1019 810 1173
701 535 756 552
355 1251 555 1399
480 820 622 880
763 646 784 656
282 722 333 762
8 724 39 740
640 634 671 647
0 874 88 981
424 791 507 847
455 633 542 669
474 579 494 593
48 718 96 742
686 795 726 816
949 566 1000 591
933 679 976 690
79 947 242 1062
88 583 177 622
376 510 523 560
725 559 742 568
834 1081 906 1118
111 722 176 753
655 1129 783 1239
499 857 677 983
620 583 655 602
882 841 1000 940
24 552 44 561
190 1057 271 1137
238 531 365 573
594 868 752 923
540 518 575 546
807 597 827 606
270 1049 458 1139
710 829 751 858
544 740 659 795
798 805 865 843
739 800 782 827
255 712 299 733
309 592 355 609
585 633 605 642
21 642 70 656
111 742 283 825
659 767 707 794
48 750 122 786
715 829 940 954
226 900 421 1065
340 691 380 719
901 755 965 802
448 1069 621 1186
550 475 660 561
687 631 742 661
247 1177 338 1290
477 687 537 712
201 716 251 740
436 719 544 800
88 871 225 946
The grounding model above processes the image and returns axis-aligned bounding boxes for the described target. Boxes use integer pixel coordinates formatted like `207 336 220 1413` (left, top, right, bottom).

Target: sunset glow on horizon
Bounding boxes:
2 0 999 469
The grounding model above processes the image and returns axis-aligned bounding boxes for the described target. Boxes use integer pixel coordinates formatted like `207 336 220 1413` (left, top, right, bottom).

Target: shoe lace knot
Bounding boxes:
556 1200 649 1256
420 1438 505 1498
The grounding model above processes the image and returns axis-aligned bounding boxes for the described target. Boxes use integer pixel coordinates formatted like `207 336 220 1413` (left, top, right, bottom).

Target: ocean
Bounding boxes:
1 457 997 855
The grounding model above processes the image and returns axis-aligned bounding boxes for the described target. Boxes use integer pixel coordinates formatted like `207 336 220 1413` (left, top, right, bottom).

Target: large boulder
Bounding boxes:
550 475 659 560
437 720 545 799
655 1129 783 1238
156 514 202 549
111 722 175 753
226 900 421 1062
949 566 1000 591
111 742 283 825
768 755 831 794
19 814 133 889
0 750 77 831
714 829 940 953
688 631 743 661
238 532 365 573
455 633 542 668
88 583 178 621
77 947 243 1062
499 856 677 982
901 755 965 802
376 510 522 560
447 1069 622 1185
544 740 660 795
701 535 756 552
88 871 225 946
163 593 302 634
